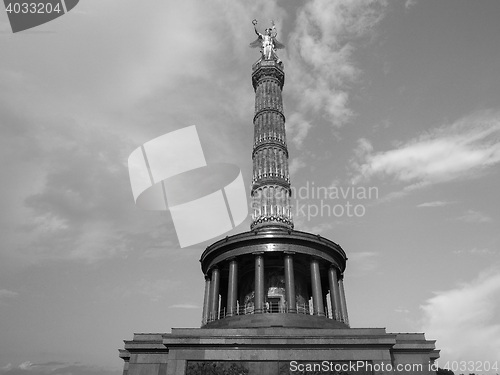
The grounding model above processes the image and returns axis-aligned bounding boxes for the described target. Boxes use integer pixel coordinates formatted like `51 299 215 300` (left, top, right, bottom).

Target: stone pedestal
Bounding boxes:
121 327 439 375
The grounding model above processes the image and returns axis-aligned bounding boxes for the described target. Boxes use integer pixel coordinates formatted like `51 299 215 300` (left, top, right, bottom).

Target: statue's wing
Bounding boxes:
249 37 261 48
273 38 285 49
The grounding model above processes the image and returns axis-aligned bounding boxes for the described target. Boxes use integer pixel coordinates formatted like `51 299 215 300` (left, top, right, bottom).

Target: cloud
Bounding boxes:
10 120 155 263
17 363 31 371
287 113 312 148
455 209 492 223
298 221 338 235
420 270 500 364
289 157 307 176
0 362 121 375
123 278 181 303
351 111 500 189
417 200 454 208
348 251 379 275
0 289 18 299
169 303 199 309
0 71 186 264
395 307 410 314
453 247 498 256
404 0 418 10
286 0 387 137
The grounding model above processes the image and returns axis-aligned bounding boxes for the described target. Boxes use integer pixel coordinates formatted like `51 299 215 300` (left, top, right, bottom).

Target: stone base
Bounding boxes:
203 312 349 329
120 326 439 375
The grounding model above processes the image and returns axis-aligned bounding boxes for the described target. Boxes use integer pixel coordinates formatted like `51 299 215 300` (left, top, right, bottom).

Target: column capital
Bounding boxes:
283 251 295 255
329 265 339 275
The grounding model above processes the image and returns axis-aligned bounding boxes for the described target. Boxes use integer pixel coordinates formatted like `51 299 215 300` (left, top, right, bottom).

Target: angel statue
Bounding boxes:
250 19 285 63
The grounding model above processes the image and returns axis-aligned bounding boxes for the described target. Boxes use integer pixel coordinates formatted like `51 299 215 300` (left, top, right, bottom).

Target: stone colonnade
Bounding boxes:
201 252 349 325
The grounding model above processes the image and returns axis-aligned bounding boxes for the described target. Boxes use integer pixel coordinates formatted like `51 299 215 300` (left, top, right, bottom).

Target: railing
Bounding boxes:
204 302 349 326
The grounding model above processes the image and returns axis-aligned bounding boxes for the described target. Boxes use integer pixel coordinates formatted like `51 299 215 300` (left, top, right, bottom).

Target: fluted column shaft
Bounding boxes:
250 61 293 230
202 276 211 324
209 268 220 321
226 259 238 317
310 258 325 316
284 253 296 313
328 266 342 321
339 276 349 326
254 254 265 314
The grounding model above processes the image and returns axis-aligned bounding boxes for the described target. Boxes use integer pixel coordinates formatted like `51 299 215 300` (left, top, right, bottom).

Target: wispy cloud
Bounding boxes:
0 361 121 375
0 289 18 299
455 209 492 223
417 200 454 208
0 289 18 306
299 221 338 235
348 251 379 275
0 92 183 264
286 0 387 144
289 157 307 176
287 113 312 148
420 269 500 364
351 111 500 190
453 247 498 256
169 303 199 309
395 307 410 314
14 122 156 263
404 0 418 10
123 278 181 303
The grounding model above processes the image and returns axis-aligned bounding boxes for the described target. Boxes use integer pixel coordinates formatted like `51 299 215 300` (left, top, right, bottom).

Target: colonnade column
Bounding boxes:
202 275 211 325
209 267 220 321
254 253 265 314
328 266 342 321
339 275 349 326
284 252 296 313
310 258 325 316
226 258 238 317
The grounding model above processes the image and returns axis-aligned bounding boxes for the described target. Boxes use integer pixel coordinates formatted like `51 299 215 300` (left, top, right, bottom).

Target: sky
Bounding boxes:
1 0 500 374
